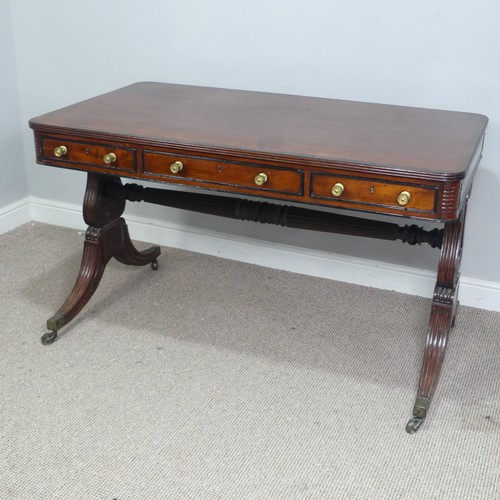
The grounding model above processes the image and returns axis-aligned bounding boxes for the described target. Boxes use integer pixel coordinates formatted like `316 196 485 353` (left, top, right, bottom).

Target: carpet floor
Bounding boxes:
1 222 499 499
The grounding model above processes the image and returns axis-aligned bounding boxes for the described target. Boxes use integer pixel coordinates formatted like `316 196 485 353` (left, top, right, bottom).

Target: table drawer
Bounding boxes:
41 137 136 172
311 173 437 213
143 151 304 195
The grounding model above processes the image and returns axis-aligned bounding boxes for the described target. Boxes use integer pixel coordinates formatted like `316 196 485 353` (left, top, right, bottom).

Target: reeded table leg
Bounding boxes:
406 202 467 433
42 174 160 345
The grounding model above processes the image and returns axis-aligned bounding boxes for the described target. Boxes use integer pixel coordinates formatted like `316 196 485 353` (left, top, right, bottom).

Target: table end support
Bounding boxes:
406 200 467 432
41 174 161 345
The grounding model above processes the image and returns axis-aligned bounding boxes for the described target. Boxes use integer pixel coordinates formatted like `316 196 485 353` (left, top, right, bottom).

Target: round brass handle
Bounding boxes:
54 145 68 157
397 191 411 206
331 183 345 197
254 173 268 186
103 153 117 165
170 161 184 174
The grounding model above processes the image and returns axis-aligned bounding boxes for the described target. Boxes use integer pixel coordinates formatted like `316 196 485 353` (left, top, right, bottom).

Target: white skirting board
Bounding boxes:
2 196 500 313
0 197 32 235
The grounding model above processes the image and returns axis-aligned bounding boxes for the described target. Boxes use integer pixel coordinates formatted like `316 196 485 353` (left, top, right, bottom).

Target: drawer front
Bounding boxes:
41 137 136 172
311 173 437 213
143 151 304 196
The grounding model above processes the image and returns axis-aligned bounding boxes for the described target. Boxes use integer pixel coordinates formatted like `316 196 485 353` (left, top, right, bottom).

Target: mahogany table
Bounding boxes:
30 82 488 433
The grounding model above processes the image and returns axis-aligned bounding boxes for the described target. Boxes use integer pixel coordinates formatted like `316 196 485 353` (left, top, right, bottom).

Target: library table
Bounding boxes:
29 82 488 433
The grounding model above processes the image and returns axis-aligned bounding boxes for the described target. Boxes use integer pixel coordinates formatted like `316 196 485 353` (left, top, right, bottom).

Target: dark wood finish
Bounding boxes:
42 136 137 173
43 174 160 343
30 82 486 179
406 195 468 433
310 172 437 214
143 150 304 195
29 82 488 432
31 82 488 221
106 181 443 248
35 129 483 220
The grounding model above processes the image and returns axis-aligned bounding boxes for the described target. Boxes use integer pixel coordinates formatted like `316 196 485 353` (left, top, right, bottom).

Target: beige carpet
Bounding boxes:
1 222 499 499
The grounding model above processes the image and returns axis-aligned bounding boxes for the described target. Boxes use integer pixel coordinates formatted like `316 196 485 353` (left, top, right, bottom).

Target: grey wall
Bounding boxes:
0 0 28 207
8 0 500 282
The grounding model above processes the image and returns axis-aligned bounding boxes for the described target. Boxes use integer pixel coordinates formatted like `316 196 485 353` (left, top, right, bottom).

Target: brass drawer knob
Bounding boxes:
331 183 345 197
54 145 68 157
103 153 117 165
397 191 411 206
254 173 268 186
170 161 183 174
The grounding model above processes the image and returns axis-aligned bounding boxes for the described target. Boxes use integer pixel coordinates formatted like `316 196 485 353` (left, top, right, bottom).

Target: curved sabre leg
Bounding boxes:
113 221 161 268
42 173 161 344
406 201 467 433
42 228 110 345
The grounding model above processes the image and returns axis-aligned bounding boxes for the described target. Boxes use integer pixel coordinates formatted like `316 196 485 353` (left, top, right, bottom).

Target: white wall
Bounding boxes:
0 0 28 210
8 0 500 283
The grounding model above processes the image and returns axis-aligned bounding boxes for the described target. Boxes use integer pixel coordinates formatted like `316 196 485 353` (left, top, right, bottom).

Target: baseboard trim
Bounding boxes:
0 197 32 235
7 196 500 313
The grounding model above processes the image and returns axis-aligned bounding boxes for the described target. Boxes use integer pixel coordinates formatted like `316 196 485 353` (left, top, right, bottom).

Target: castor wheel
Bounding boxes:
41 331 58 345
151 259 159 270
405 417 424 434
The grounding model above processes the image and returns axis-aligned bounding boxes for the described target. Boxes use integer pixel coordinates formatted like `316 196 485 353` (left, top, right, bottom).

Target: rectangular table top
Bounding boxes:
30 82 488 181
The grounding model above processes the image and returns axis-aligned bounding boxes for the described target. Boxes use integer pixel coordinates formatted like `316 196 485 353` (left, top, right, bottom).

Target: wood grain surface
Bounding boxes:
30 82 488 178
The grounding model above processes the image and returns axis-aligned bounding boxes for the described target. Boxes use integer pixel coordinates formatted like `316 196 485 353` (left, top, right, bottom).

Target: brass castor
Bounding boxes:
41 331 58 345
151 259 159 270
406 417 424 434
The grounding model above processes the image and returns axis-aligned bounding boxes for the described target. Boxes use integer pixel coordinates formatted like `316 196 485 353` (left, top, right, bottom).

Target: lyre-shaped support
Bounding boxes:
41 174 160 344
